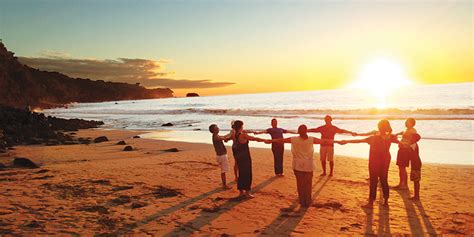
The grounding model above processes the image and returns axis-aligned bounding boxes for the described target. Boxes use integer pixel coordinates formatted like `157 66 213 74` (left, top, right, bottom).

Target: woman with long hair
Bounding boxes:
231 120 267 198
266 124 334 207
340 119 399 208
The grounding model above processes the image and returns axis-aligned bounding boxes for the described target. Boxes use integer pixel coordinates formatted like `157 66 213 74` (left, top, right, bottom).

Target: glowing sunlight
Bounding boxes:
351 58 413 108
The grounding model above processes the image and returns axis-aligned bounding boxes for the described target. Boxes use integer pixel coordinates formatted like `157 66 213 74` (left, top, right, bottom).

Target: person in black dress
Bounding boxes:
231 120 267 198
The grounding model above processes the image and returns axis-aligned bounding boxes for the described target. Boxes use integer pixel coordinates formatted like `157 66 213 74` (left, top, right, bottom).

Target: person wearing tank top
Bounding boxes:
231 120 268 199
266 124 335 208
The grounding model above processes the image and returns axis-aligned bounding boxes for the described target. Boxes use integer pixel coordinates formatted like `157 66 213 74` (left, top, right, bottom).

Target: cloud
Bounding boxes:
17 55 234 89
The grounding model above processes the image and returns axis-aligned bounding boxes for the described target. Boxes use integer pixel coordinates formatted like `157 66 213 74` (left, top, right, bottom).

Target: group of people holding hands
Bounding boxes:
209 115 421 209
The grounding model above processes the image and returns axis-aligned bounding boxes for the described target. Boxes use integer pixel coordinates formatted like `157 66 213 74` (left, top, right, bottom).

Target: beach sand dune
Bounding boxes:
0 129 473 235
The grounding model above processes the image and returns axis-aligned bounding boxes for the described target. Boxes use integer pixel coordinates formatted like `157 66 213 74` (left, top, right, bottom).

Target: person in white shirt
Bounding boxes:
266 124 335 207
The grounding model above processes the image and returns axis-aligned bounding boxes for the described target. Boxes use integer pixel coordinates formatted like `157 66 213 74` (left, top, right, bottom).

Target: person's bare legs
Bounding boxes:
411 181 420 200
394 166 408 189
221 173 231 189
233 162 238 182
329 161 334 177
362 199 375 209
320 161 327 176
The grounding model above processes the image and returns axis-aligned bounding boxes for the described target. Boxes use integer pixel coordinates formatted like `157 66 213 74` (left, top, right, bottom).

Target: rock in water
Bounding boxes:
132 135 140 139
116 140 126 145
13 157 39 168
123 146 133 151
162 123 174 127
186 92 200 97
93 136 109 143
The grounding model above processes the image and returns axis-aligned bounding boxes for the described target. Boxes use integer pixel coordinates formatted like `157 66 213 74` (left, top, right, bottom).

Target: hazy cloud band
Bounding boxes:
18 56 234 89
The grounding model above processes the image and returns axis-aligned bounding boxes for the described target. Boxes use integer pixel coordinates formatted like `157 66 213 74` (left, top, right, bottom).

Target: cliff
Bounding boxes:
0 42 174 109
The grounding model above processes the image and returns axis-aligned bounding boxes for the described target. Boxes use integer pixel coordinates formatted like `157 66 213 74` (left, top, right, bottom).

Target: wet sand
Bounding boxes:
0 129 473 235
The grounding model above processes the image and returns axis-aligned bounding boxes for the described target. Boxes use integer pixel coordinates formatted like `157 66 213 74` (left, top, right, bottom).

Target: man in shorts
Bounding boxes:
209 124 232 189
308 115 356 176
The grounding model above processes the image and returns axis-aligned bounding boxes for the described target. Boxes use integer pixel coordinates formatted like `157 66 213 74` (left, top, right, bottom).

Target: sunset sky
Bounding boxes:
1 0 472 96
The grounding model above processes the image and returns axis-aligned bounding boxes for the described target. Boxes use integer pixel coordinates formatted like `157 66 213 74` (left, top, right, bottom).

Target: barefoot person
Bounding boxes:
266 124 334 207
393 118 418 190
409 133 422 200
231 120 267 198
254 118 296 177
308 115 356 177
209 124 232 189
339 119 399 208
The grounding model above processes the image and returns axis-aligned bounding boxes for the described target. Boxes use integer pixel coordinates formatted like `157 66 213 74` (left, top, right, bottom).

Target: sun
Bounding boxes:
351 58 412 108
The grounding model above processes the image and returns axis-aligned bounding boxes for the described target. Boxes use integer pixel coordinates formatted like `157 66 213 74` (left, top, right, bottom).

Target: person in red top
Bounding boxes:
339 119 399 208
308 115 356 176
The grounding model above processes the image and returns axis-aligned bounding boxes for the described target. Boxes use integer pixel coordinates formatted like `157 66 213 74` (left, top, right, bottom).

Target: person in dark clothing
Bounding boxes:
231 120 268 199
308 115 356 177
409 133 422 200
254 118 296 176
339 119 399 208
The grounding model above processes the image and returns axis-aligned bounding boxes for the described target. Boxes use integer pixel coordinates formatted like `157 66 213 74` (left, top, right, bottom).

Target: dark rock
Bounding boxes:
109 195 131 206
123 146 133 151
13 157 39 168
93 136 109 143
162 123 174 127
162 148 179 152
186 93 200 97
132 135 140 139
153 186 182 198
116 140 126 145
131 202 148 209
193 128 201 131
0 163 6 169
23 220 44 229
112 185 134 191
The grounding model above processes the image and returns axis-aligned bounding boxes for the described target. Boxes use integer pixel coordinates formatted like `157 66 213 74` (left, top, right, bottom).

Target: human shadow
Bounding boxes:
377 191 391 236
113 181 237 235
414 200 437 236
258 176 330 236
364 207 374 236
163 176 279 236
395 189 424 235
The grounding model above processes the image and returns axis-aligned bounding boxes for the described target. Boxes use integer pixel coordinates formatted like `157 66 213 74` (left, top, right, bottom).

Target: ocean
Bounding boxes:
44 82 473 165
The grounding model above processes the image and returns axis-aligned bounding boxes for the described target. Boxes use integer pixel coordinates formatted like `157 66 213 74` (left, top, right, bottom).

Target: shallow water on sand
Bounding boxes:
45 82 473 165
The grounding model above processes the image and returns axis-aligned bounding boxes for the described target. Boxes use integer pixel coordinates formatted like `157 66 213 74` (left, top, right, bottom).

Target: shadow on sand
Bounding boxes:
113 181 238 235
258 175 330 236
162 176 279 236
396 189 437 236
363 186 391 236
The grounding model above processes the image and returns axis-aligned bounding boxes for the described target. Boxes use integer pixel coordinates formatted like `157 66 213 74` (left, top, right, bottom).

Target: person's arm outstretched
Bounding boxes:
336 127 357 136
307 126 323 133
338 137 371 145
283 129 298 134
240 131 268 143
252 130 268 135
353 130 377 136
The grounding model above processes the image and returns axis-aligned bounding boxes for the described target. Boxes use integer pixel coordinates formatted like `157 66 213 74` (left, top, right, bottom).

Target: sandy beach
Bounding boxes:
0 128 473 235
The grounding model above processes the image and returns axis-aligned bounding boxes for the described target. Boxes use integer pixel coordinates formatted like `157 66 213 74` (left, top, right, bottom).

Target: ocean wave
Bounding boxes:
49 107 474 120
